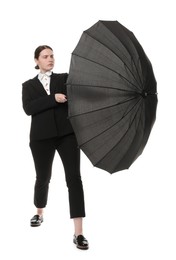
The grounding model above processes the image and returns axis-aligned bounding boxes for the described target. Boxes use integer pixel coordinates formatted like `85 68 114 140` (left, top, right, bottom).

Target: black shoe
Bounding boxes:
30 215 43 227
73 235 89 250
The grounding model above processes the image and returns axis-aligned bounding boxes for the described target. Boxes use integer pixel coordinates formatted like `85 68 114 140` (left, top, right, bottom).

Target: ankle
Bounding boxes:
74 232 83 237
37 208 44 216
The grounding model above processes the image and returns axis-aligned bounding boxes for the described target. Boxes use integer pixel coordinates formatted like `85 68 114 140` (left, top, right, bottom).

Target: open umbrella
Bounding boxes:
67 20 158 173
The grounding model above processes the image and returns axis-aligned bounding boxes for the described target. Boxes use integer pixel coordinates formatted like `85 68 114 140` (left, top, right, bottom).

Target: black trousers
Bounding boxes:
29 134 85 218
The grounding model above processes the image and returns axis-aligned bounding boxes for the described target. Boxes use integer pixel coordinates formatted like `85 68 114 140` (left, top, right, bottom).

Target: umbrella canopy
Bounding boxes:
67 20 158 173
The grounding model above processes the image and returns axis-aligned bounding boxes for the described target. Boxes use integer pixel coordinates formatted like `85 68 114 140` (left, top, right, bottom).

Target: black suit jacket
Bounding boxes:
22 73 73 141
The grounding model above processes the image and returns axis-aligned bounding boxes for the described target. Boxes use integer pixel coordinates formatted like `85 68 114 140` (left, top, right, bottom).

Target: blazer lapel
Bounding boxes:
31 76 47 96
31 73 58 96
50 73 58 94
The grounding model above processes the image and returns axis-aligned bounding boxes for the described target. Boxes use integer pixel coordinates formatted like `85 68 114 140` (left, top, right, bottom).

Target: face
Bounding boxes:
35 48 55 72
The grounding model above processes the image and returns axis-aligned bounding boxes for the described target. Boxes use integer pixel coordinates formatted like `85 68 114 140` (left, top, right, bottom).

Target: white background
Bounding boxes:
0 0 175 259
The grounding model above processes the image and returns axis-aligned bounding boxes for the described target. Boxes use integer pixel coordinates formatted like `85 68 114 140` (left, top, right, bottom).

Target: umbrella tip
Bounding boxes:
140 91 158 98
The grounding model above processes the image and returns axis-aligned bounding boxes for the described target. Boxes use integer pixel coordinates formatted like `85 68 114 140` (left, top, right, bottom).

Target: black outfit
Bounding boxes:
22 73 85 218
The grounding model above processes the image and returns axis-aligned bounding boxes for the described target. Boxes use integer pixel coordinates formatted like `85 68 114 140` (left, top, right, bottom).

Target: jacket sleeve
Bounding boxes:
22 82 58 116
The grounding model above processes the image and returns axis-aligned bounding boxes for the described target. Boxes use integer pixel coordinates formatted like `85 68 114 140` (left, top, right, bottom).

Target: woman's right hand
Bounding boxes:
55 93 67 103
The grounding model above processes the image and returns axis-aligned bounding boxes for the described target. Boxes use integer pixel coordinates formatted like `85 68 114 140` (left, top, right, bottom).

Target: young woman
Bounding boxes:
22 45 89 250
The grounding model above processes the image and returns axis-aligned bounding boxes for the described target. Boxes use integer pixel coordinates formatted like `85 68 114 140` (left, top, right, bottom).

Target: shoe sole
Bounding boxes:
30 221 43 227
30 224 42 227
76 245 89 250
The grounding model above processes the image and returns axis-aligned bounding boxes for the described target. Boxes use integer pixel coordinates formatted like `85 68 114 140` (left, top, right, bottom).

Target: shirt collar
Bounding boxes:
38 71 52 80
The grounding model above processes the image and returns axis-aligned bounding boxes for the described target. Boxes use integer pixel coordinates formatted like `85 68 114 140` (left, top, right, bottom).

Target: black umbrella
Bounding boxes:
67 20 158 173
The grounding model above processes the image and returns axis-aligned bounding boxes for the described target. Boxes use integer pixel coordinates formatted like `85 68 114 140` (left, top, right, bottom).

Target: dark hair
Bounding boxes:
34 45 53 69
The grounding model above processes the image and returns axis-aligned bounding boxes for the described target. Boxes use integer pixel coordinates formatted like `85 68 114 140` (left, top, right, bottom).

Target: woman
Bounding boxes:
22 45 89 250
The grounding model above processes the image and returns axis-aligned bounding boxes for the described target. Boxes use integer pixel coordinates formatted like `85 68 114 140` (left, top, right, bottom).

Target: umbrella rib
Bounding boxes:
84 31 143 87
68 95 138 119
93 99 143 168
79 97 142 147
72 53 140 92
67 82 138 93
